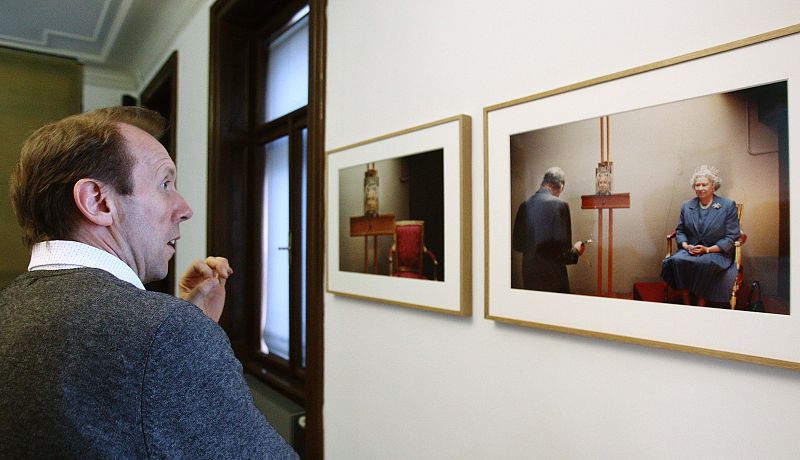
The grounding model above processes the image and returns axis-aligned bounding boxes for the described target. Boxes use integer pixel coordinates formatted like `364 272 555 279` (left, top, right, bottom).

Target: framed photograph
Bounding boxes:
484 25 800 368
327 115 471 315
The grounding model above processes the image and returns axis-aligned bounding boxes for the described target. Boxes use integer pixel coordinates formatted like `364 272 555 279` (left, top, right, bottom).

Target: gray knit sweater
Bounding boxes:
0 268 297 459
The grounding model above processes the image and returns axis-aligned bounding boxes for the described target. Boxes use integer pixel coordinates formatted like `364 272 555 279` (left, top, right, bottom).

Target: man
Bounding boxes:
0 107 297 458
512 166 585 293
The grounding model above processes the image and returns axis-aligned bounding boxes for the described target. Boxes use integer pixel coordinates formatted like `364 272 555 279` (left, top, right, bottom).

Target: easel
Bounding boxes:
581 116 630 296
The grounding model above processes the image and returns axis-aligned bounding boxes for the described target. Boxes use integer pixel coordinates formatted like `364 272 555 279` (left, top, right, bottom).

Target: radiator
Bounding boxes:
244 373 305 453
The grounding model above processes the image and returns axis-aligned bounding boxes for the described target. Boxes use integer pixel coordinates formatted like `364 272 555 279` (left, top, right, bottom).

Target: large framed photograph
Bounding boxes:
327 115 471 315
485 25 800 368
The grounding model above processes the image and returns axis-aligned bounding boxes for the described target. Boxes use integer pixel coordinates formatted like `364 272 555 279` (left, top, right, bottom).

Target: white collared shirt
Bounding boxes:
28 240 145 290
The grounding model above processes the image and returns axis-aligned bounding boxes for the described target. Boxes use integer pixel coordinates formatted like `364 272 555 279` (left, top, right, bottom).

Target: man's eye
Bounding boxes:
162 181 171 190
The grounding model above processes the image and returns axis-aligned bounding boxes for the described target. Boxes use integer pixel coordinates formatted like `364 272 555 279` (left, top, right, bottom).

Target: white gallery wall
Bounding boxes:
326 1 800 459
81 0 800 458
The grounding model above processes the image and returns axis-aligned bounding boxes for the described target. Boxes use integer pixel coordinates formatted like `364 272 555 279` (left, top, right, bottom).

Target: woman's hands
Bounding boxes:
682 243 715 256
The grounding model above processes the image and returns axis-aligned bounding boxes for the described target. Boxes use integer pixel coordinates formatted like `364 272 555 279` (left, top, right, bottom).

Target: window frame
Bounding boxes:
208 0 325 457
248 105 308 391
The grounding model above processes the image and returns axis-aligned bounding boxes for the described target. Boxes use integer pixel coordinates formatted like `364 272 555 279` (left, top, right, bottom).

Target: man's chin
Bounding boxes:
142 268 170 286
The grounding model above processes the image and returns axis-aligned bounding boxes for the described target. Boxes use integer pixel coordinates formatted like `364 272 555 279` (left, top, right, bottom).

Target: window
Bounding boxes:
264 10 309 123
209 4 325 453
255 6 309 386
260 130 309 363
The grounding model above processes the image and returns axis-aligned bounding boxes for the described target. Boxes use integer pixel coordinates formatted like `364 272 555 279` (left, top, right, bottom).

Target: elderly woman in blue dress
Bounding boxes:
661 165 740 306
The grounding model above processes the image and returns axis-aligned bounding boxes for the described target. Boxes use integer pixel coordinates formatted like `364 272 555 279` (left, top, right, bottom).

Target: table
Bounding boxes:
350 213 395 274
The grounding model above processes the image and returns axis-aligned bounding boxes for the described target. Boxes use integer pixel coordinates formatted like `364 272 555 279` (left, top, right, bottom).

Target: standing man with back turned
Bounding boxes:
0 107 297 458
512 166 585 293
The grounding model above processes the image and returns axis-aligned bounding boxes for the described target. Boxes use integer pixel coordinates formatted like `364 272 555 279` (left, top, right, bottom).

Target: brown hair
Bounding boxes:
9 106 166 248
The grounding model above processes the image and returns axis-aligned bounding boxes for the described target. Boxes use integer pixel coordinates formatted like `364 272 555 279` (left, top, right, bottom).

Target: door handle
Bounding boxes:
278 232 292 267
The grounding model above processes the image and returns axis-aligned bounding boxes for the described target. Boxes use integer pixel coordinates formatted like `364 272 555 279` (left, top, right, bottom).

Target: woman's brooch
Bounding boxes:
712 202 721 209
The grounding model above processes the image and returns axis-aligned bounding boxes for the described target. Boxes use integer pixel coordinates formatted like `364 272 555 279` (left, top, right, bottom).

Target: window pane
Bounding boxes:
264 15 309 122
261 136 290 359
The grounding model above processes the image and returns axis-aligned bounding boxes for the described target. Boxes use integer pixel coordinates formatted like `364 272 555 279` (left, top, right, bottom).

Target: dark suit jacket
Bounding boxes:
512 187 579 293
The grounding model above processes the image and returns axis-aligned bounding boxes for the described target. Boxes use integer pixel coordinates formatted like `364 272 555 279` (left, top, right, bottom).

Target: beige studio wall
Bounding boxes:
326 1 800 459
338 159 410 274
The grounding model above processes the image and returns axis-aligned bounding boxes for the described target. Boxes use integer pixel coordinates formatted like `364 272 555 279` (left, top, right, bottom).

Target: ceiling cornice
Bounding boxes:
0 0 204 90
84 65 137 91
0 0 133 64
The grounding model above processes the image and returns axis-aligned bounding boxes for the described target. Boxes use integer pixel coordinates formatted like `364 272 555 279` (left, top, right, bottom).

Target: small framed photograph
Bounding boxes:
484 25 800 368
327 115 471 315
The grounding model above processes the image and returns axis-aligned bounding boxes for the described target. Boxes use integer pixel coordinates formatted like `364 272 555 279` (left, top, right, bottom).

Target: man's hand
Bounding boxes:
573 241 586 256
179 257 233 323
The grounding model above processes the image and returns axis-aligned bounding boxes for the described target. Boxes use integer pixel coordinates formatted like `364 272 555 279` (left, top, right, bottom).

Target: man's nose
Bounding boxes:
175 193 193 222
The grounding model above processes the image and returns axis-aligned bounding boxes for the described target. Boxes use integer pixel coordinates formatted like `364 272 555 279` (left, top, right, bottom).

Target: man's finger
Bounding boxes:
205 256 233 278
189 259 214 277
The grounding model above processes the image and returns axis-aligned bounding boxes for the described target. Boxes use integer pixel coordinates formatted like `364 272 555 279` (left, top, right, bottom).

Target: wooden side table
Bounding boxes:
350 213 395 274
581 193 630 296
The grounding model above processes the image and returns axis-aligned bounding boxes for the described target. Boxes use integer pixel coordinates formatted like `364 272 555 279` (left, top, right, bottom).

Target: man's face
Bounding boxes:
112 123 193 284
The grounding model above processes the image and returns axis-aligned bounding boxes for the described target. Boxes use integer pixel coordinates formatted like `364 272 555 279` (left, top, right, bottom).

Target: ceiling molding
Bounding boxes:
98 0 134 63
0 0 203 90
0 0 133 64
112 0 205 89
84 65 137 91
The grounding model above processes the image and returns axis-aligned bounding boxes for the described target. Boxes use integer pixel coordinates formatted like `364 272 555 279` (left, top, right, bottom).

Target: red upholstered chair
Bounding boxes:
388 220 438 280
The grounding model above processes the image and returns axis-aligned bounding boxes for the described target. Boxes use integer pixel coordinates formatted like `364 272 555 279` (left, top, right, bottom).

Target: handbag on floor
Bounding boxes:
746 281 764 312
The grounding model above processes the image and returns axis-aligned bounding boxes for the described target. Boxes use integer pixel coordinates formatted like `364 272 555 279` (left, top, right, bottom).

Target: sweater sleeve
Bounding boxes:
141 303 298 459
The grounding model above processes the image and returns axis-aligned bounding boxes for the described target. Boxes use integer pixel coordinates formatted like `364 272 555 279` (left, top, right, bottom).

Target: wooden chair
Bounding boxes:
664 203 745 308
387 220 438 280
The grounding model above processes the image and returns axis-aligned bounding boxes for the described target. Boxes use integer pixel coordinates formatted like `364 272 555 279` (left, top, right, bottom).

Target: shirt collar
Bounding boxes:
28 240 145 290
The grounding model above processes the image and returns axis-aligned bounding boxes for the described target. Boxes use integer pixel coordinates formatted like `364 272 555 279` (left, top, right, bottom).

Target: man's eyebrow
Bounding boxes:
158 164 177 178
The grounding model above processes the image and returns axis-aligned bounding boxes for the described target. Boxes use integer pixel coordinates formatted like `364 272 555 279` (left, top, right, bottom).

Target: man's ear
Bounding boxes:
73 178 114 227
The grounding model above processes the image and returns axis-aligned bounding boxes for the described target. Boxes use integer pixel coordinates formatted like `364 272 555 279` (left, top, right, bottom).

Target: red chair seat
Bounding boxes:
388 220 438 280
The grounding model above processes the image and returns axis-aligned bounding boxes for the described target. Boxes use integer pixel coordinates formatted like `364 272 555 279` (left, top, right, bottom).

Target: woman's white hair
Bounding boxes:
690 164 722 191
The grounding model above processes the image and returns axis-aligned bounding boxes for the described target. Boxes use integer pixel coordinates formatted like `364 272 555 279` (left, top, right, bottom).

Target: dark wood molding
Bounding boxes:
209 1 325 457
302 3 325 457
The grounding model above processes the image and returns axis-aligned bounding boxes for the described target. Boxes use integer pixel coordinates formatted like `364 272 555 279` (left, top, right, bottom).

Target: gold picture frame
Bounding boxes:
484 25 800 369
327 115 471 315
